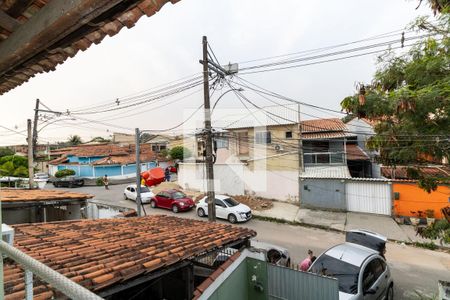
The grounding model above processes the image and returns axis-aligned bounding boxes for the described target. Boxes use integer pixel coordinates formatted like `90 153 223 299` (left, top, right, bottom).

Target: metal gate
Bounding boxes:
346 181 392 215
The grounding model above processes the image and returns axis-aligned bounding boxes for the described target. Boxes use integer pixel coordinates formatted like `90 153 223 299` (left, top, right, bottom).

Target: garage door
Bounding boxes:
346 182 391 215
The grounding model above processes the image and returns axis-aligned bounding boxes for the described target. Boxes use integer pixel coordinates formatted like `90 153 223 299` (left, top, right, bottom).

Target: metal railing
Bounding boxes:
0 240 103 300
303 152 345 165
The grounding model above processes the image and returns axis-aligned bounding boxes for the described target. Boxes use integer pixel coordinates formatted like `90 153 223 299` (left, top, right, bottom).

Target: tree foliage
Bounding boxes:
169 146 191 161
68 135 83 146
0 155 28 177
340 12 450 191
0 147 14 157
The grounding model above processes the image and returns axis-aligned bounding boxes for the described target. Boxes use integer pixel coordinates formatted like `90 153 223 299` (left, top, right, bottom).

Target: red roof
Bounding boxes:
5 216 256 299
381 166 450 179
346 144 370 160
301 118 354 140
0 189 93 203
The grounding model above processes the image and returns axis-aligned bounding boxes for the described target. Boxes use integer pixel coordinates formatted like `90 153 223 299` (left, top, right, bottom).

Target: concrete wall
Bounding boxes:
393 183 450 219
178 163 245 196
300 179 346 210
179 162 298 201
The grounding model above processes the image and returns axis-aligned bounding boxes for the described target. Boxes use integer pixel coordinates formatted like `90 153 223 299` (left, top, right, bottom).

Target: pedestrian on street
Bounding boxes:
164 167 170 182
299 249 314 271
102 174 109 190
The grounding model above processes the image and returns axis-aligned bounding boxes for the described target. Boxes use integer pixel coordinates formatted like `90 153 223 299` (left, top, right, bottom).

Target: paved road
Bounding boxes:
56 183 450 299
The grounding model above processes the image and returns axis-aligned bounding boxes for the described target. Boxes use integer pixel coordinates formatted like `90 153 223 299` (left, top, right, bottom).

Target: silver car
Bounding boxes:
309 230 393 300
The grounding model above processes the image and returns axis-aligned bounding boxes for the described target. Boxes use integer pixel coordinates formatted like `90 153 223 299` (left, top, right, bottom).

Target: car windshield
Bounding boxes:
310 254 360 294
141 187 150 193
223 197 239 207
172 191 186 199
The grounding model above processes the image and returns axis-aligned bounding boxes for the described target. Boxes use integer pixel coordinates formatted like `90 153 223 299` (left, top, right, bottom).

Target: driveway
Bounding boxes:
50 183 450 299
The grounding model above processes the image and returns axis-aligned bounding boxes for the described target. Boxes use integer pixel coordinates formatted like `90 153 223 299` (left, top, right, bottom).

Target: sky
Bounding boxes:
0 0 433 146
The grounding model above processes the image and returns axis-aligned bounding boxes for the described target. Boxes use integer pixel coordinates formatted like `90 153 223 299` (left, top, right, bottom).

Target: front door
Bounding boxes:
156 192 170 208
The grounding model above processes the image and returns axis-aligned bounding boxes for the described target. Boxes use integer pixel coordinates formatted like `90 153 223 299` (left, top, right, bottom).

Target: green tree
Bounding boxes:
169 146 191 161
0 155 28 177
340 11 449 191
0 147 14 157
68 135 83 146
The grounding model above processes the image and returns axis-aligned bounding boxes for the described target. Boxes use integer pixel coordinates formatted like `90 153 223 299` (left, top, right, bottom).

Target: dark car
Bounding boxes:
52 176 85 188
150 189 195 213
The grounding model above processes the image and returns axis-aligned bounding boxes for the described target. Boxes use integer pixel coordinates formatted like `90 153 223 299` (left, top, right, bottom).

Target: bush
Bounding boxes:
169 146 191 161
54 169 75 178
96 177 104 186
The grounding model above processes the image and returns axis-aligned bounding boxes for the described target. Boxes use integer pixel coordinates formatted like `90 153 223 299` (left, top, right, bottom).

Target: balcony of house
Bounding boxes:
303 151 346 166
303 140 346 166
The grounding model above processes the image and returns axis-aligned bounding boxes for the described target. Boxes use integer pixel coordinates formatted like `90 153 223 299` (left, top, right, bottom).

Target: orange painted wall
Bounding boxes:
393 183 450 219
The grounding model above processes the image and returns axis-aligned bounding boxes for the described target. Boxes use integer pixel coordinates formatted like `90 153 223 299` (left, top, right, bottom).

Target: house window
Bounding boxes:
151 145 158 152
215 137 229 149
159 145 167 151
255 131 271 144
285 131 293 139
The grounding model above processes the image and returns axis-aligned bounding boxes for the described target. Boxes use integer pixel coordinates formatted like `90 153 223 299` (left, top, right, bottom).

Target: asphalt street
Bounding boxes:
53 183 450 299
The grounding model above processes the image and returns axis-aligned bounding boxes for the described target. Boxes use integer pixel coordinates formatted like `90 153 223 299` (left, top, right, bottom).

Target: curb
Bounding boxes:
252 214 450 252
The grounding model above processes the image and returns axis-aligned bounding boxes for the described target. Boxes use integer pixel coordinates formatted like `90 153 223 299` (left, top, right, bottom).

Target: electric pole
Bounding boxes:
27 119 34 189
202 36 216 222
135 128 142 217
32 98 40 159
297 103 304 203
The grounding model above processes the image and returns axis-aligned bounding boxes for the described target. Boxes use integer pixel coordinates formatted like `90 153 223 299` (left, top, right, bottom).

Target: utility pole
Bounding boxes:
297 103 304 203
32 98 40 160
202 36 216 222
135 128 142 217
27 119 34 189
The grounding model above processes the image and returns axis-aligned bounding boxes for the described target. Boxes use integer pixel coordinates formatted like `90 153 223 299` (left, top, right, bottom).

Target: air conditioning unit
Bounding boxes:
2 224 14 245
274 144 284 152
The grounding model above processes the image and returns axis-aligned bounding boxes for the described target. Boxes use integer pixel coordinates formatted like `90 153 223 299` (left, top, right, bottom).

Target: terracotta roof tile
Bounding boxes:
301 118 347 132
381 165 450 179
0 189 93 203
346 144 370 160
5 215 255 297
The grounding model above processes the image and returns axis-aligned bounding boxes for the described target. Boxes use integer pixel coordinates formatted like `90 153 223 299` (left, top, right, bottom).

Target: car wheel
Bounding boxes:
150 200 157 208
172 205 179 213
80 180 84 187
197 208 205 217
53 182 57 187
68 182 73 188
386 284 394 300
123 194 128 200
228 214 237 224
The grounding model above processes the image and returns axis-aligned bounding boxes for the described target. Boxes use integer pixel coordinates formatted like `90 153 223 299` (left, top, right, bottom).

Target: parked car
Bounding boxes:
52 176 84 188
123 184 155 204
34 172 49 181
196 194 252 223
309 230 393 300
151 189 195 213
213 240 290 267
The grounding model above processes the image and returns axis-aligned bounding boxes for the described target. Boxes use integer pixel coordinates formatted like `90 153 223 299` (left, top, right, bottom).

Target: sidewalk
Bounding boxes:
253 201 412 242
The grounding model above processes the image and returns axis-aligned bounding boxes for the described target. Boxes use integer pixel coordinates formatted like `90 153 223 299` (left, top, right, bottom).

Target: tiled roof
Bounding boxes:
381 165 450 179
0 189 93 202
346 144 370 160
0 0 181 95
49 144 155 165
92 152 155 165
302 131 355 140
5 216 255 299
300 166 351 179
301 118 347 132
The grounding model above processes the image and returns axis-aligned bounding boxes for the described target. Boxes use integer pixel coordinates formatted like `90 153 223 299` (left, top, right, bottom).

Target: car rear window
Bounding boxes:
223 198 239 207
310 254 359 294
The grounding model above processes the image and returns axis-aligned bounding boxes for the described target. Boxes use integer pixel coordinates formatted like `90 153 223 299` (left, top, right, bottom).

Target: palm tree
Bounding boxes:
68 135 83 146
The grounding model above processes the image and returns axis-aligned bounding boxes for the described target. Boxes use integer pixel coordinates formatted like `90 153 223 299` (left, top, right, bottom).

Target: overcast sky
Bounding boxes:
0 0 433 146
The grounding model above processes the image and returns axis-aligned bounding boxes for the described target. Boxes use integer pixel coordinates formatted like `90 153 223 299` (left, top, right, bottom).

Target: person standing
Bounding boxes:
299 249 314 271
164 167 171 182
102 174 109 190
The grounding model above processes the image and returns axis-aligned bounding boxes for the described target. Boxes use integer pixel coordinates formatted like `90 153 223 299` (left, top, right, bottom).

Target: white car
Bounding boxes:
123 184 155 204
309 230 393 300
196 194 252 223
